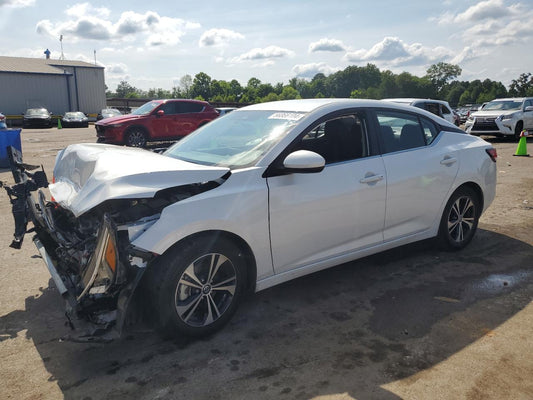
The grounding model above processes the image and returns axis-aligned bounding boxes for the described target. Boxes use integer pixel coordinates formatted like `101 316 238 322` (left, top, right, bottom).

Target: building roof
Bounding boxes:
0 56 103 75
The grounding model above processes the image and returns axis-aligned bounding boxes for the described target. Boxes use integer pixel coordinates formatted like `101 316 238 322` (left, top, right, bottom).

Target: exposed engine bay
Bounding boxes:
2 146 228 337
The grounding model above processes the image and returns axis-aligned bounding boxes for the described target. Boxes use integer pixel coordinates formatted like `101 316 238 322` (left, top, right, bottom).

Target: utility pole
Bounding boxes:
60 35 65 60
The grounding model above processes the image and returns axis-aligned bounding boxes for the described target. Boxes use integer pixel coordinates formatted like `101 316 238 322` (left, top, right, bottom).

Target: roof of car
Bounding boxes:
242 98 391 113
489 97 532 101
383 98 450 105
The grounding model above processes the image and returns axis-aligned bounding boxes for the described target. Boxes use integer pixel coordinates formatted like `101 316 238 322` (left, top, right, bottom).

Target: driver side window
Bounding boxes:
296 114 369 164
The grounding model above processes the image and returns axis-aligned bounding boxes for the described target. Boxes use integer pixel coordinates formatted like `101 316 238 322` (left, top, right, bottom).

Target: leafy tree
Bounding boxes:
229 79 243 100
279 86 301 100
509 73 533 96
190 72 212 100
426 62 462 94
310 73 327 98
261 92 279 102
116 80 138 98
179 74 193 98
377 70 398 98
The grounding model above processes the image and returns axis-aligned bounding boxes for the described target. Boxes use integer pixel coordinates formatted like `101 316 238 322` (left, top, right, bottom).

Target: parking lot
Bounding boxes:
0 126 532 400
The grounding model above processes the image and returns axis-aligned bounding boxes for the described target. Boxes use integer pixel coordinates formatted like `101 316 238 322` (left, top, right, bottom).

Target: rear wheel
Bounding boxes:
437 187 480 250
150 236 247 338
126 127 147 147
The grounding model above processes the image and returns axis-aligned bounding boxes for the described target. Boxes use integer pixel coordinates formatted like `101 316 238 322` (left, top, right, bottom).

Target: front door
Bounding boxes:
268 111 386 274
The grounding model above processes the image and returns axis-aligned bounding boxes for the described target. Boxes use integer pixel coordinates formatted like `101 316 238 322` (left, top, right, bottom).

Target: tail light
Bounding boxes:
485 148 497 162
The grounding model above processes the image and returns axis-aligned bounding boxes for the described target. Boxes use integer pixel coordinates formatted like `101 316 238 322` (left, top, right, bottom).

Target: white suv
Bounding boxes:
465 97 533 139
383 98 457 125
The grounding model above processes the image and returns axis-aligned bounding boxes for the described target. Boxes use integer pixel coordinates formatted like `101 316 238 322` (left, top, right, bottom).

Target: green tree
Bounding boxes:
116 80 138 98
279 86 301 100
509 73 533 96
426 62 462 94
179 74 193 98
190 72 212 100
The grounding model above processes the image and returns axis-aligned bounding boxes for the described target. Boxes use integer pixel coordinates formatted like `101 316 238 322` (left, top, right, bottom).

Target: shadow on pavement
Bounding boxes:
1 228 532 399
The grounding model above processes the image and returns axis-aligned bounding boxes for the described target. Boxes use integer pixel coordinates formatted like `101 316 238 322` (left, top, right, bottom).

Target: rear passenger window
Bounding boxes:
376 111 426 153
425 103 441 116
440 104 451 115
178 102 205 113
421 118 439 145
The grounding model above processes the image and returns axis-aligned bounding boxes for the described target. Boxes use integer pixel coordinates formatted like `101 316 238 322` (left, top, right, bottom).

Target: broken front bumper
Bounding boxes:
2 146 152 338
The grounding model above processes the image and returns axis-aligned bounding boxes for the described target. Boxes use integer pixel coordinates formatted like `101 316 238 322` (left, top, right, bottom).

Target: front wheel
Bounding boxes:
437 187 480 250
150 236 247 338
125 127 147 147
514 121 523 141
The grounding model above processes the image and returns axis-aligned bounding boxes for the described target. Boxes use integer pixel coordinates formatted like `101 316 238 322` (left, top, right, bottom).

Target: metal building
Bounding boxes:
0 56 106 120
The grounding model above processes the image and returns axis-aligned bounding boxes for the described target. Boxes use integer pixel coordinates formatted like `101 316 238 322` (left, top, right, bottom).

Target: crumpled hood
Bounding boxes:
50 143 230 217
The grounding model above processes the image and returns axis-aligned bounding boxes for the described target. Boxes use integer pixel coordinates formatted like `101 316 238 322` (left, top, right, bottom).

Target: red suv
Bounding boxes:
95 99 219 147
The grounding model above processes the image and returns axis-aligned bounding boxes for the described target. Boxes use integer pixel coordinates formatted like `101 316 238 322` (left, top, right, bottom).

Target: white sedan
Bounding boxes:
5 99 497 338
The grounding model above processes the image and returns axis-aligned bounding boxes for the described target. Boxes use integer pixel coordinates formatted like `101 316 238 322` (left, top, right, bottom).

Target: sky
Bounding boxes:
1 0 532 92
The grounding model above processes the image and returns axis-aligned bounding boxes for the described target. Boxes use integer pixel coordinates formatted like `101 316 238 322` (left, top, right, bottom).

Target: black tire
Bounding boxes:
125 127 148 147
437 187 480 250
514 121 523 141
149 235 247 338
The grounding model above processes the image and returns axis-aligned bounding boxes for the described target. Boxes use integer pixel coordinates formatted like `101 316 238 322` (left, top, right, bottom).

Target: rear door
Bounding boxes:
373 109 459 241
173 102 207 137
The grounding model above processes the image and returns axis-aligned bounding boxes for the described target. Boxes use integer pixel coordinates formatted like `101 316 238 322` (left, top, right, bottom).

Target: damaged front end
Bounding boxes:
2 145 229 339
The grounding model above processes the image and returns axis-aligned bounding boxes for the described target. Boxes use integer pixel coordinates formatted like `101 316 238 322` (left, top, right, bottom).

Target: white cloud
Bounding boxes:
252 60 276 68
105 62 128 75
450 46 479 65
344 37 454 67
453 0 513 23
65 3 110 19
292 62 339 78
308 38 347 53
199 28 244 47
0 0 34 8
432 0 533 49
230 45 294 63
36 8 201 48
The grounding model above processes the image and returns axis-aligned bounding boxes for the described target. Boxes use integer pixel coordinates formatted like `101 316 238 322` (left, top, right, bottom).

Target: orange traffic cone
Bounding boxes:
513 130 529 157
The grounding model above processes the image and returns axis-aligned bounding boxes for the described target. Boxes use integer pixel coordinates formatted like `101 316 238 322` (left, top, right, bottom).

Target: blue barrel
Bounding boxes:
0 129 22 168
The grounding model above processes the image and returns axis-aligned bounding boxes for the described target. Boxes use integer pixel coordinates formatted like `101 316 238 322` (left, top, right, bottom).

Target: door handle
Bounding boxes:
440 156 457 166
359 174 384 184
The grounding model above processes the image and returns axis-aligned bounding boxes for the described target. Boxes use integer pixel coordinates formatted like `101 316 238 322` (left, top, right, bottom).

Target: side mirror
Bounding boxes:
283 150 325 173
157 110 165 117
525 106 533 112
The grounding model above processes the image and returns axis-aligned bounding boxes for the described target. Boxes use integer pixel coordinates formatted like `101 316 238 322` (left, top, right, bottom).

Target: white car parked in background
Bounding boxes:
4 99 497 338
383 98 457 125
465 97 533 139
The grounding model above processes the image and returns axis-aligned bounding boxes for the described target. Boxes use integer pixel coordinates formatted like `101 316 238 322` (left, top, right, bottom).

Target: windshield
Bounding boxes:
483 100 522 111
164 110 307 169
103 109 121 116
65 112 84 118
26 109 48 116
132 101 161 115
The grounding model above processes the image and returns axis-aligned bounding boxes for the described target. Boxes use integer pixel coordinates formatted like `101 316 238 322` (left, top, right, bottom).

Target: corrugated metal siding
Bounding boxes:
0 61 106 116
61 66 106 114
0 72 70 115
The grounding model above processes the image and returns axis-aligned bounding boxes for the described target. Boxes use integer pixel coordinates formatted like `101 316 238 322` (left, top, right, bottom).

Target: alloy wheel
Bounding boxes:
447 196 476 244
174 253 237 327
